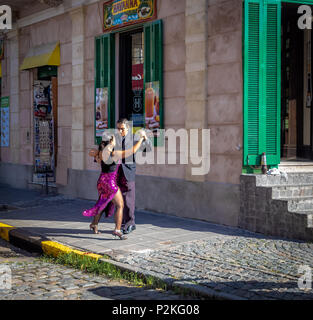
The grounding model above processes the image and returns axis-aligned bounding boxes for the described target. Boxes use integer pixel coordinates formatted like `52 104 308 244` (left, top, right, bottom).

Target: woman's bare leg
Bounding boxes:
111 188 124 231
91 212 103 226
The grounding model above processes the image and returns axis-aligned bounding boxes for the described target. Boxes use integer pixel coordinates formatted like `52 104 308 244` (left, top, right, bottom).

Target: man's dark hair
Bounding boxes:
117 118 129 128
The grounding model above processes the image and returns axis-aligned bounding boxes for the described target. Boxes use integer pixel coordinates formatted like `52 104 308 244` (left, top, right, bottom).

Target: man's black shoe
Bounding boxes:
123 225 136 234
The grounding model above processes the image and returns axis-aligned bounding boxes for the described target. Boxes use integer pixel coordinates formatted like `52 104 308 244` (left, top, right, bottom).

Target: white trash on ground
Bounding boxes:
267 168 288 181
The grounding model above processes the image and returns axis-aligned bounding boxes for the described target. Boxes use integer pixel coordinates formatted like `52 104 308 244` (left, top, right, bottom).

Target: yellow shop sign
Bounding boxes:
103 0 156 32
113 0 140 15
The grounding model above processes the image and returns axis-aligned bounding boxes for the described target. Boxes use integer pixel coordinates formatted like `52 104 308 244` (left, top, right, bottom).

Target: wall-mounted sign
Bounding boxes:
145 81 160 137
0 96 9 147
33 80 55 175
103 0 156 32
131 63 144 126
95 87 109 137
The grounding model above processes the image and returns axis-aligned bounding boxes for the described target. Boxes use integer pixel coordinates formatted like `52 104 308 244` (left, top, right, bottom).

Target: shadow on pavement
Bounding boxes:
0 183 309 244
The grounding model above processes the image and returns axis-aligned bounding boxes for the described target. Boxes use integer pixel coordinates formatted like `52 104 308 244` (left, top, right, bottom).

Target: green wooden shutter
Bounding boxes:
264 0 281 165
243 0 281 167
144 19 163 145
94 33 115 145
244 0 261 166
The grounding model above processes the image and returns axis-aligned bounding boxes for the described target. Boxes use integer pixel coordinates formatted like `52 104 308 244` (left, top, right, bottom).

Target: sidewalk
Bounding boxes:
1 183 313 300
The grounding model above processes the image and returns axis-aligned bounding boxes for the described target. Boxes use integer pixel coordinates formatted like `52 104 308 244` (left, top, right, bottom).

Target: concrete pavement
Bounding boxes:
0 183 313 300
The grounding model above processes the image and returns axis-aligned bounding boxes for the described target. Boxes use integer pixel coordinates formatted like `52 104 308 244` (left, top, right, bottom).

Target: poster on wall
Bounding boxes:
33 80 55 179
0 96 9 147
131 63 144 127
103 0 157 32
145 81 160 137
95 87 109 138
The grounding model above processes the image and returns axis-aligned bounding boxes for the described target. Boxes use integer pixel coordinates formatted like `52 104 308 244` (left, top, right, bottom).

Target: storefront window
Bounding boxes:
94 20 163 145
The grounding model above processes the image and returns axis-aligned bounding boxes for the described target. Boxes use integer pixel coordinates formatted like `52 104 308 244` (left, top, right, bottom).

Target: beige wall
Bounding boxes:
1 0 243 187
82 0 187 180
137 0 243 184
136 0 187 179
84 2 104 173
13 12 73 184
0 33 10 163
0 30 21 165
18 0 51 19
56 13 73 184
19 26 32 166
206 0 243 184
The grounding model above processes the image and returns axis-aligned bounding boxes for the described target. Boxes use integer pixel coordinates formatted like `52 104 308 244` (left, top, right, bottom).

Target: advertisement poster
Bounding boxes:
103 0 156 32
145 81 160 136
33 80 54 177
96 87 109 137
0 96 9 147
131 63 144 127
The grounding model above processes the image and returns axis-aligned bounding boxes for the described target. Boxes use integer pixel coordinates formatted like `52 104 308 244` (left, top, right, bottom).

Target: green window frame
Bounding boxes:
94 33 115 145
94 20 163 146
144 19 164 146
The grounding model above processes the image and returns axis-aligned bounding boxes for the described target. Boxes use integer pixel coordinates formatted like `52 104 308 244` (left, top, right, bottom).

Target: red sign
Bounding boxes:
132 63 143 89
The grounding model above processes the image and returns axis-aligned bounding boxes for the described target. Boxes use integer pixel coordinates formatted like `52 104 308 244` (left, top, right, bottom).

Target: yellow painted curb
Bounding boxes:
0 222 16 242
41 241 102 261
0 221 102 261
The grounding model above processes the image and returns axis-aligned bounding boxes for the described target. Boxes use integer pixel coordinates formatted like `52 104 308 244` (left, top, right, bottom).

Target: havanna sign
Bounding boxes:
103 0 156 32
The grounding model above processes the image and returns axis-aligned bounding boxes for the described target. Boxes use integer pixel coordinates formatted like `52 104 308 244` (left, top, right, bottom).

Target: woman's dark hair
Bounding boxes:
98 140 109 152
99 133 113 151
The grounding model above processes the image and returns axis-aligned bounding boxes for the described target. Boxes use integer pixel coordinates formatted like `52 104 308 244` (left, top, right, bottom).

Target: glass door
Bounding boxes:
119 29 145 128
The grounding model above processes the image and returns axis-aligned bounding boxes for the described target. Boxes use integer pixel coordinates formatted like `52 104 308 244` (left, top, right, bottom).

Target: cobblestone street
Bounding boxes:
117 236 313 300
1 185 313 300
0 239 196 300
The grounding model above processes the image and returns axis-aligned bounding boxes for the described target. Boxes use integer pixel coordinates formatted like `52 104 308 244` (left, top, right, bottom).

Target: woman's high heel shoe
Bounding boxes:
90 224 100 234
112 230 127 240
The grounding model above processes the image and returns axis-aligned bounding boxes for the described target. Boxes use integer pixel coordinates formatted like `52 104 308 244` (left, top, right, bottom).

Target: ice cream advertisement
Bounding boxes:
145 81 160 137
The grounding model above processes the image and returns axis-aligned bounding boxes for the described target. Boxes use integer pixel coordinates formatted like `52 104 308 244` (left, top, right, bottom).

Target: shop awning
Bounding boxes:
20 41 60 70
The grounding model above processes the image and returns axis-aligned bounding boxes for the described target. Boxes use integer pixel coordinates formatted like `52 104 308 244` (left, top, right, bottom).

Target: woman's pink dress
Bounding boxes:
82 161 120 218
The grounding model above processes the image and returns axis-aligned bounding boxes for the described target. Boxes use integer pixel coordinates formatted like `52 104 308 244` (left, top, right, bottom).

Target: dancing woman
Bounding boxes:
83 131 146 240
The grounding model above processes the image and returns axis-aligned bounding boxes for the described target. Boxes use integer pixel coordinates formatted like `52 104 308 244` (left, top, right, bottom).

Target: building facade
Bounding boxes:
3 0 312 239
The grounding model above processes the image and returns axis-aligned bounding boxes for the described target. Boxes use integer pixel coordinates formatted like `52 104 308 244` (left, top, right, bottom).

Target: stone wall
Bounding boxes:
56 13 73 185
239 174 313 241
0 31 14 163
15 12 73 186
19 27 32 167
206 0 243 186
84 2 104 173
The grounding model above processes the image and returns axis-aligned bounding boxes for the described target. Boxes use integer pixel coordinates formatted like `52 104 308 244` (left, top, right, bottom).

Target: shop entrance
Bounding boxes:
281 3 313 161
119 29 145 127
